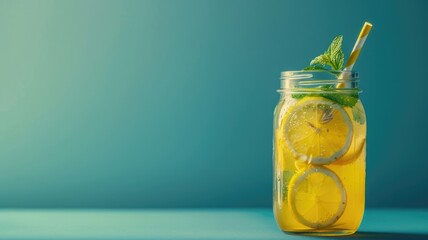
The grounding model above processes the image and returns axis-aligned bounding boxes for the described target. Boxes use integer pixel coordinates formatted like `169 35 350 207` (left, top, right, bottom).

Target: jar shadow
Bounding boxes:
338 231 428 239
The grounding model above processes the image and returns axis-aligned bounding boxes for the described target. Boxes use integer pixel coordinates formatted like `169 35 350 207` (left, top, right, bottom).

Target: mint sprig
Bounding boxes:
293 35 360 109
304 35 345 72
322 91 359 107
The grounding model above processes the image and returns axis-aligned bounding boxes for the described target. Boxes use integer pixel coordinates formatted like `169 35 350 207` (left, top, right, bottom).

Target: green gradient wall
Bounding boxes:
0 0 427 208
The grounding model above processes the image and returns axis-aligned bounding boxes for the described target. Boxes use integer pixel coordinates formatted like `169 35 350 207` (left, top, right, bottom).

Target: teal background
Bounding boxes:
0 0 426 208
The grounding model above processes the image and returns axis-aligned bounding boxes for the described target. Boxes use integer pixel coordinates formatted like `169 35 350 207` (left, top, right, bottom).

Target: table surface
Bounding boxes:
0 208 426 240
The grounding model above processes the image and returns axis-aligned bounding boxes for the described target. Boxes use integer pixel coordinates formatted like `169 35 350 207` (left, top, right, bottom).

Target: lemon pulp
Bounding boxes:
288 167 346 229
283 98 353 165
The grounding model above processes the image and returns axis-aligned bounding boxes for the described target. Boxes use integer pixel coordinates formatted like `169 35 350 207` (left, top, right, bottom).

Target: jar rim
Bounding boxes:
279 70 360 93
281 70 359 81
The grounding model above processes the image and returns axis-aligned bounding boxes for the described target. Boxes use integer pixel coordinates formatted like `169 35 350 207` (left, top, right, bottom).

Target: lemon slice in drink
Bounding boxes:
334 137 366 165
288 167 346 229
283 97 353 165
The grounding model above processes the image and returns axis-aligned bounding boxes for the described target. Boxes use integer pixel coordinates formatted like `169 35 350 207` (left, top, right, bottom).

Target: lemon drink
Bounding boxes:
273 30 370 236
274 93 366 235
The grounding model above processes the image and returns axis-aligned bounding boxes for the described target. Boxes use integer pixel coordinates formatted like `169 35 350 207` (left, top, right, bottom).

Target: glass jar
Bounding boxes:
273 71 366 236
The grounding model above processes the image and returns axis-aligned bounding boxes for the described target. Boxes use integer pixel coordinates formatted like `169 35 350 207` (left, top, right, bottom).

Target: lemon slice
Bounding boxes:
288 167 346 229
283 97 353 165
334 137 366 165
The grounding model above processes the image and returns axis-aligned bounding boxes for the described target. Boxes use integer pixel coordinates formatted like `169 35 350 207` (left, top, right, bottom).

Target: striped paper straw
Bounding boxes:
338 22 372 87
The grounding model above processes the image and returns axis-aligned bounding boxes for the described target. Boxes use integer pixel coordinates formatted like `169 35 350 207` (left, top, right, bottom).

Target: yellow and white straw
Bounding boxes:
338 22 372 87
344 22 372 71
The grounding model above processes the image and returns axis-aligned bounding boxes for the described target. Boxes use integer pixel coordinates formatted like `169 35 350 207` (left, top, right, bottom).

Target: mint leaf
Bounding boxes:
326 35 343 63
281 170 294 201
304 35 345 72
291 93 306 100
291 86 359 108
303 65 328 71
332 48 344 70
352 104 366 124
321 92 358 107
310 54 329 66
291 93 359 107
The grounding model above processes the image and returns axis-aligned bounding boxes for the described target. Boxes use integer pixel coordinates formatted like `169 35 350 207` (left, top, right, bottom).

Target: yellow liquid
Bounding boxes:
273 96 366 236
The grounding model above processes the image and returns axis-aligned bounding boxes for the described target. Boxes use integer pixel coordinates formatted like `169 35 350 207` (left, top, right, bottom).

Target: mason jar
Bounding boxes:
273 71 366 236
